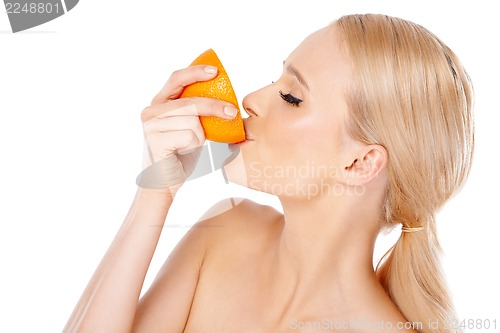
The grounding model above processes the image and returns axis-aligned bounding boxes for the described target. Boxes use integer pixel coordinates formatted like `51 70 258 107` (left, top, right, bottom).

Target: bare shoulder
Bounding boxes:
198 197 281 222
194 197 283 249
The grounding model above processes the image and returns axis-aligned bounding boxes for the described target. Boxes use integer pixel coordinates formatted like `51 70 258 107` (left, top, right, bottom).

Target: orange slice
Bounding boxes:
180 49 246 143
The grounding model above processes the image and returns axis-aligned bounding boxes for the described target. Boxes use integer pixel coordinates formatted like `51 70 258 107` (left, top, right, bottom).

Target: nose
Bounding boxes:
242 85 270 118
242 94 259 118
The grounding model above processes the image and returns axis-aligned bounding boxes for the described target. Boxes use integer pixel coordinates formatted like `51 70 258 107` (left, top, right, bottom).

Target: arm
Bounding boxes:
131 198 245 332
63 65 239 333
63 188 173 333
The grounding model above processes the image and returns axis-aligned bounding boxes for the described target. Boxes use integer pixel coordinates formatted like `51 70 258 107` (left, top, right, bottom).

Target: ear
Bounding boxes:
341 144 388 186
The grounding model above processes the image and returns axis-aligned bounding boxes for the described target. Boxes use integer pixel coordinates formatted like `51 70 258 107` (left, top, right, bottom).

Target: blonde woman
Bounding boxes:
64 14 473 333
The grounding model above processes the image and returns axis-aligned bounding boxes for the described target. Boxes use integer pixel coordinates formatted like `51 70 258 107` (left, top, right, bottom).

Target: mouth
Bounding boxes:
229 138 253 148
229 124 254 147
241 118 255 143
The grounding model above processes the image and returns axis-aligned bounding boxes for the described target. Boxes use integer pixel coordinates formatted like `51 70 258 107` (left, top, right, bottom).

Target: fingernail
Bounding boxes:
224 106 237 118
204 66 217 74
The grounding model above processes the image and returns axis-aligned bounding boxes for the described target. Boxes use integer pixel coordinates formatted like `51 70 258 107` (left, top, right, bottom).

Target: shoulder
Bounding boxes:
193 197 283 249
198 197 280 222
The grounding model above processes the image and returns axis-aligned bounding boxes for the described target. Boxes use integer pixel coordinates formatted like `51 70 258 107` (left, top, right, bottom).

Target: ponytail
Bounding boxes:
377 217 460 333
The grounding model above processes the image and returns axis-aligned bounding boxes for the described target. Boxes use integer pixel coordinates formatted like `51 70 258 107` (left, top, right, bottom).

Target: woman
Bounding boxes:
64 14 473 333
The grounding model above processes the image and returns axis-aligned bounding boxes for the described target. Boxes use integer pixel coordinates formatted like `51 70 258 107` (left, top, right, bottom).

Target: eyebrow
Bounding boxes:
283 61 310 92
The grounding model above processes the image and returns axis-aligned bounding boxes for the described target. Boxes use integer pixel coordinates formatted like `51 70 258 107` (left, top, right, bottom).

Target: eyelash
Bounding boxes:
279 90 303 107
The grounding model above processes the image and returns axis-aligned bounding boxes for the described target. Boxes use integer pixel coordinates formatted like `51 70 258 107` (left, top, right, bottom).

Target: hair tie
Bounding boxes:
401 226 424 233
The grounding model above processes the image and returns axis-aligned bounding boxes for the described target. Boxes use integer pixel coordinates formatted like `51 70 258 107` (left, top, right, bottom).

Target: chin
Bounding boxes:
222 147 249 188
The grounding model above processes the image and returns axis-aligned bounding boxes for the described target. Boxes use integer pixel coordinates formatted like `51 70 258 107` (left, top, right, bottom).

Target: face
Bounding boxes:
224 24 359 199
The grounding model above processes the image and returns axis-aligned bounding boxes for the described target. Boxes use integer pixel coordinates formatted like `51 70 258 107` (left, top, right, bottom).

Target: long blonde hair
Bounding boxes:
337 14 474 333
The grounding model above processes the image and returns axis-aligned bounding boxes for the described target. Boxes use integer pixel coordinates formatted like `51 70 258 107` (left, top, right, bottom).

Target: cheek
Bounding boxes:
231 119 345 197
261 109 341 164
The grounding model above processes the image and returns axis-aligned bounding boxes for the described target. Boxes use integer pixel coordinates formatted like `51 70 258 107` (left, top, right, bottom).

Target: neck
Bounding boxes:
271 189 386 313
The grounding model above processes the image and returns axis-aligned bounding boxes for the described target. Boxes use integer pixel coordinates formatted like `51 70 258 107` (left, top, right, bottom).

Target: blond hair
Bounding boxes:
337 14 474 333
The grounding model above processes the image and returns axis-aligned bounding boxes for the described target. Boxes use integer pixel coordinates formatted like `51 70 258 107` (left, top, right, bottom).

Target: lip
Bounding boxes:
242 118 255 141
229 138 253 148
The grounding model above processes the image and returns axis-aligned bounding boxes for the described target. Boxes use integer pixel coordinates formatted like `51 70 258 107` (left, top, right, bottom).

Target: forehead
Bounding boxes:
285 24 352 95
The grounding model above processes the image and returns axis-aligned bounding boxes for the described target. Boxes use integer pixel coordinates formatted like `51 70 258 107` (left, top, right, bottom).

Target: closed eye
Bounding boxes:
279 90 303 107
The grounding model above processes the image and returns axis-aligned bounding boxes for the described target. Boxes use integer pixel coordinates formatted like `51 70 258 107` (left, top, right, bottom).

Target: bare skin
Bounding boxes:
64 23 418 333
138 198 416 333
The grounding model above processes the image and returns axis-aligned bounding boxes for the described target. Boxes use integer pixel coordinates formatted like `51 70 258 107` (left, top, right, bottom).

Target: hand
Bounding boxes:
136 65 238 194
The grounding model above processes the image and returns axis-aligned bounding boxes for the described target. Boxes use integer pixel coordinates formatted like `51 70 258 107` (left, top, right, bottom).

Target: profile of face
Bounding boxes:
224 24 381 199
221 15 474 333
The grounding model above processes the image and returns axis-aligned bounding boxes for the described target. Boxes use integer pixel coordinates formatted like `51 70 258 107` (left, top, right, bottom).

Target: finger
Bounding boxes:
143 115 205 145
141 97 238 123
151 65 218 106
148 129 203 160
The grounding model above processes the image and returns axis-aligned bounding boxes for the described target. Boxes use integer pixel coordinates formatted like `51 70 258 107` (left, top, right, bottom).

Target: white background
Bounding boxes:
1 1 498 332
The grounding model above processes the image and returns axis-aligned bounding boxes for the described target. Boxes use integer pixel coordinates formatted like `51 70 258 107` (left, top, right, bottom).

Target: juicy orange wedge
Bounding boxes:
180 49 246 143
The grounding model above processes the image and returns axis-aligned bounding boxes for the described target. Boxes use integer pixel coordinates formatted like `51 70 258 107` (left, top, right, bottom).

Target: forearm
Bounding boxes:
63 188 173 333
